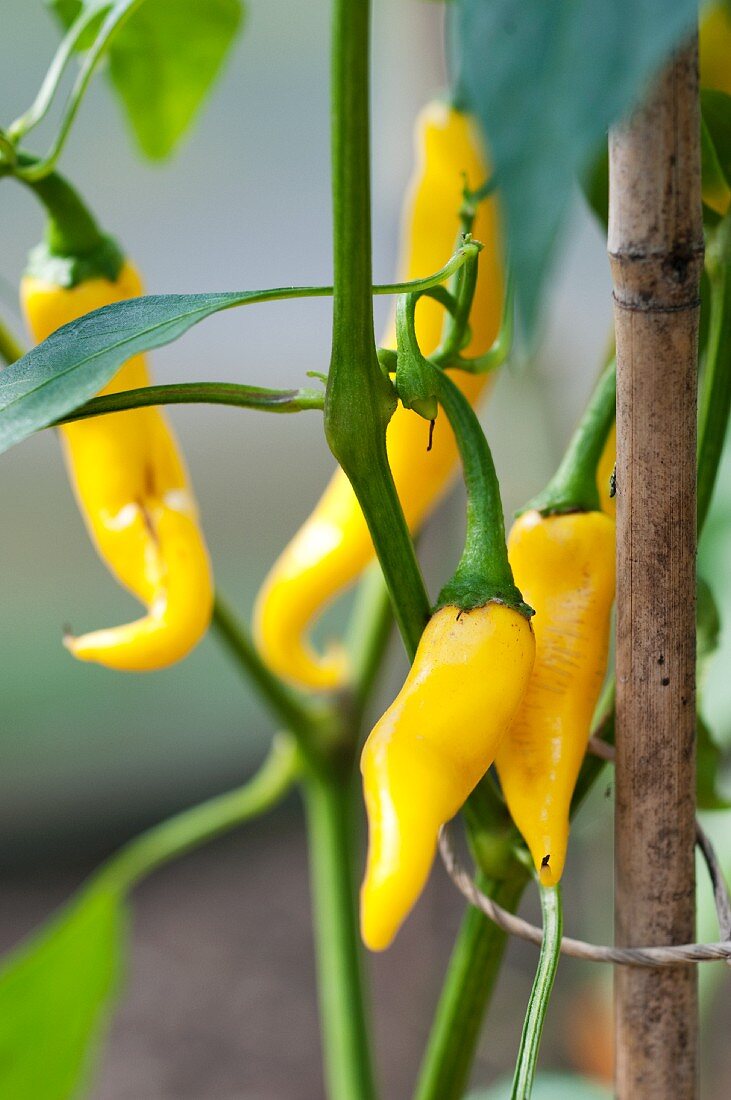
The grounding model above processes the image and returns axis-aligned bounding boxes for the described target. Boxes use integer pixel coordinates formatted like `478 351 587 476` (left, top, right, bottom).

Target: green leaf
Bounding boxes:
0 886 126 1100
0 739 297 1099
47 0 244 159
469 1071 612 1100
107 0 244 159
0 287 299 456
454 0 699 330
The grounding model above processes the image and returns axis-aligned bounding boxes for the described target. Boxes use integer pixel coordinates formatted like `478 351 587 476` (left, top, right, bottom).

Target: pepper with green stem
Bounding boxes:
360 288 535 952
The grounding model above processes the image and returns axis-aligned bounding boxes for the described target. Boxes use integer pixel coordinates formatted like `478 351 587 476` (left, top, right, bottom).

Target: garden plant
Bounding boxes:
1 0 731 1097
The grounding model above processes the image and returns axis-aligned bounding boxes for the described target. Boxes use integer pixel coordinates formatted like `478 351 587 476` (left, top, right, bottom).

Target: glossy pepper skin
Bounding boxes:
21 262 213 671
360 602 534 951
495 510 615 886
254 101 503 690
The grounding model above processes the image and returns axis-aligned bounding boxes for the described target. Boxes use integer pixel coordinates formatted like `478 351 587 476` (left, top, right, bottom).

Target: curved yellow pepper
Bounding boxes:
254 101 503 690
495 510 615 886
21 262 213 671
360 602 535 951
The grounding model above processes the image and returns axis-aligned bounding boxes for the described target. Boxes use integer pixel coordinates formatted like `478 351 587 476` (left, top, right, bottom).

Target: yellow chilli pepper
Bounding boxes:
495 509 615 886
254 100 503 690
21 261 213 671
360 601 534 951
494 362 616 885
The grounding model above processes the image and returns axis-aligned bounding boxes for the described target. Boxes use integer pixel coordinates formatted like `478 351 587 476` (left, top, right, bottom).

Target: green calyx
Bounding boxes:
4 153 124 288
395 292 441 421
522 357 616 517
26 234 124 288
394 274 529 619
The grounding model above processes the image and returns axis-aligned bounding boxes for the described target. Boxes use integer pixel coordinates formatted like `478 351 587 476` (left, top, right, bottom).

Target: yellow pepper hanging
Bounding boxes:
21 260 213 671
496 509 615 885
361 600 534 950
360 354 534 950
495 362 616 885
254 100 504 690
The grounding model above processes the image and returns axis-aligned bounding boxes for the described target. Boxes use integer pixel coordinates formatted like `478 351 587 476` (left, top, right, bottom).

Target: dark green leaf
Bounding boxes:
0 886 126 1100
454 0 699 330
47 0 244 159
0 288 296 456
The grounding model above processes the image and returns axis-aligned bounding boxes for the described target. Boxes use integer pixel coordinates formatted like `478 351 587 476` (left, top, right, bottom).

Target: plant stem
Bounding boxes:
8 3 102 142
211 595 330 769
95 734 300 894
304 772 377 1100
14 0 145 183
526 357 616 516
510 885 563 1100
324 0 430 662
413 870 527 1100
57 382 325 424
432 369 529 616
346 563 394 722
698 213 731 533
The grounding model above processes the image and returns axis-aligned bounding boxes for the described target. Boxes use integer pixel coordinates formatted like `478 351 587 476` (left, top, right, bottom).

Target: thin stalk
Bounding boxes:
15 0 145 183
211 595 328 765
413 871 528 1100
698 214 731 533
510 884 563 1100
303 773 377 1100
526 358 616 515
346 563 394 722
8 3 102 142
94 734 300 894
433 368 529 615
57 382 325 424
324 0 430 662
0 317 24 366
9 152 115 259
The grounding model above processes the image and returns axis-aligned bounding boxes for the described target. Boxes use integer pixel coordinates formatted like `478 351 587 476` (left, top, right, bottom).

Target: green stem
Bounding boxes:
413 871 528 1100
57 382 325 424
0 317 24 366
510 885 563 1100
458 273 514 374
698 215 731 534
433 369 529 615
346 564 394 722
303 773 377 1100
324 0 429 661
211 595 331 769
526 358 616 516
94 734 300 894
8 4 102 142
5 153 122 284
14 0 144 183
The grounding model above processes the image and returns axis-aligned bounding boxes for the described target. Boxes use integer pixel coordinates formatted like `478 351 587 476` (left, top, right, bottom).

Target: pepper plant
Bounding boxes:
0 1 730 1098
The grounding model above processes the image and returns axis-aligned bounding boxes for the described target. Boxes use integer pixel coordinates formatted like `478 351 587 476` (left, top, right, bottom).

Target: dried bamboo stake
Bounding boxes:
609 39 702 1100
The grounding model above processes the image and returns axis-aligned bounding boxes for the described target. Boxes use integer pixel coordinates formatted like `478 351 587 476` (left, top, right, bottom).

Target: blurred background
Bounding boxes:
0 1 729 1097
